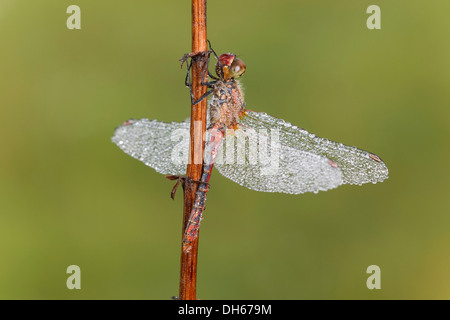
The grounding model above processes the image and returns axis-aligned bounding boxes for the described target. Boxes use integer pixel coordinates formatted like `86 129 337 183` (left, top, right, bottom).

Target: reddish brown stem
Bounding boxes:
178 0 208 301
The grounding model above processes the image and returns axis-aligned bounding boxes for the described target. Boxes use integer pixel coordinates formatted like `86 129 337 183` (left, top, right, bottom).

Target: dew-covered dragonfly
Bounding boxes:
112 47 388 252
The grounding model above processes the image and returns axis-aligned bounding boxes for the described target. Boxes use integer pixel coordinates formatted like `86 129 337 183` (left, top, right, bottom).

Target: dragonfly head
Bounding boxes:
216 53 246 80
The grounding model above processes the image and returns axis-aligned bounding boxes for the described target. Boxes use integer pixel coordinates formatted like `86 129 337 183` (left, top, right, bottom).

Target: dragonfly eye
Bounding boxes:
230 58 246 78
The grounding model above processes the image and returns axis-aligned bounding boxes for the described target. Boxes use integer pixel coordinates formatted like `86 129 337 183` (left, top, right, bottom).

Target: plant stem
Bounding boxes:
179 0 208 301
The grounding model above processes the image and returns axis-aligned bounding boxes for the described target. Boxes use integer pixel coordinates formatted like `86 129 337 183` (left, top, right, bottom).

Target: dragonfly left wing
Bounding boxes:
112 118 190 176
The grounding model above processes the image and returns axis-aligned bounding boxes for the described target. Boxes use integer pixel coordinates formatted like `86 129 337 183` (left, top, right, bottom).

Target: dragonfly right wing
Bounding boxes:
214 124 344 194
214 111 388 194
112 118 190 176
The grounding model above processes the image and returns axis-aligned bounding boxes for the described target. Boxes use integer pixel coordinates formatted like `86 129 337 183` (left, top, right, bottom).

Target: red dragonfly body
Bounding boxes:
112 49 389 253
182 53 247 252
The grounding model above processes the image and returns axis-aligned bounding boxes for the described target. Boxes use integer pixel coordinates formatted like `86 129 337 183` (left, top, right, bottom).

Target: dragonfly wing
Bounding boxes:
214 111 388 194
112 119 190 175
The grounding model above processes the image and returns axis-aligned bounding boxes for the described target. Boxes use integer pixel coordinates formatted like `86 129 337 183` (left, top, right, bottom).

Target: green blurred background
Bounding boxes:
0 0 449 299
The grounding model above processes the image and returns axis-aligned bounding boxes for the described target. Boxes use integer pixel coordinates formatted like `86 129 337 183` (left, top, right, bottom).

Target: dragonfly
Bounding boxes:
112 45 389 252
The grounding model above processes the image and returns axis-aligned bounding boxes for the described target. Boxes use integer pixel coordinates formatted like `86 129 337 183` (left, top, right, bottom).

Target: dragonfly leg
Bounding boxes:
182 47 220 106
165 175 210 200
199 46 220 85
191 89 213 105
165 175 186 200
207 40 224 79
207 39 220 62
186 60 216 105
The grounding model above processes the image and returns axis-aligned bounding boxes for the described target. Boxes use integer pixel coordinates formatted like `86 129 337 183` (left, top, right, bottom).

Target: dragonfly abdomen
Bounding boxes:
182 123 225 252
182 181 209 252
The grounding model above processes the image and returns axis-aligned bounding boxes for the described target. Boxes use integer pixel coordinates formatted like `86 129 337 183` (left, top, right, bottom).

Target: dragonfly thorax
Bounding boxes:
210 80 245 128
